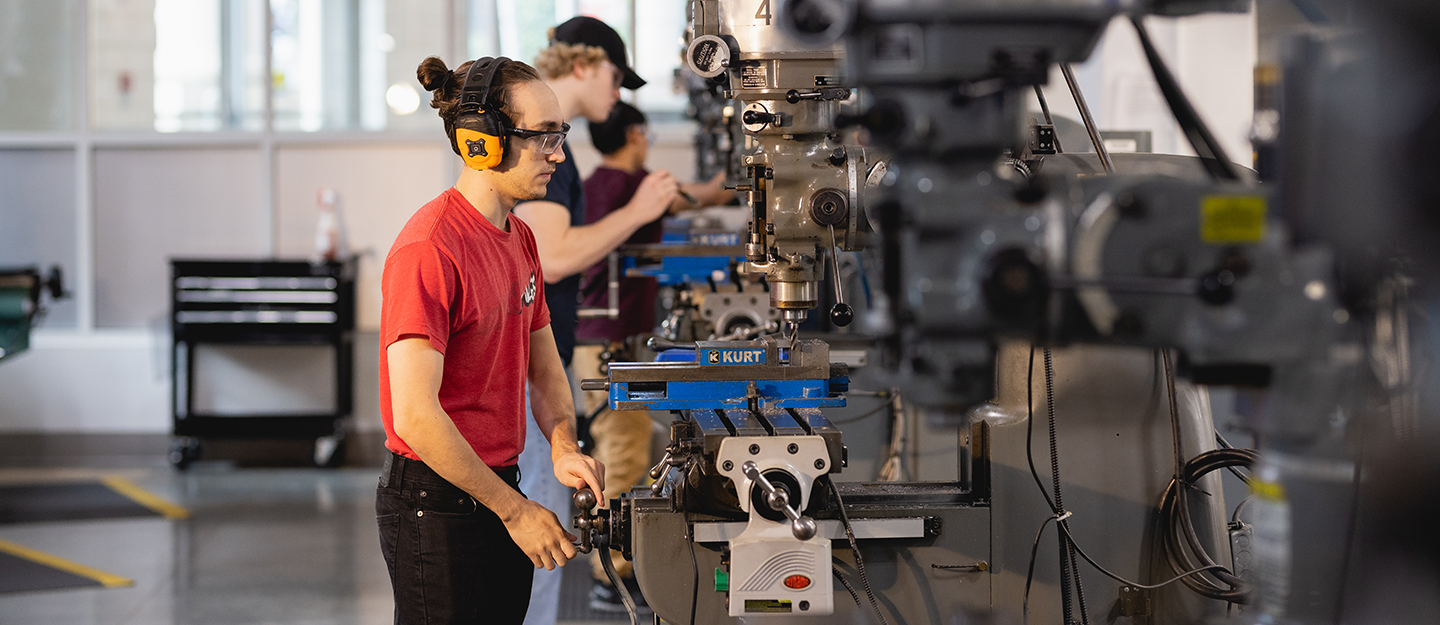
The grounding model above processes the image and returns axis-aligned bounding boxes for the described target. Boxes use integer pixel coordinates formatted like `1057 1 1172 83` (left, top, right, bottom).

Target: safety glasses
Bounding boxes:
510 122 570 154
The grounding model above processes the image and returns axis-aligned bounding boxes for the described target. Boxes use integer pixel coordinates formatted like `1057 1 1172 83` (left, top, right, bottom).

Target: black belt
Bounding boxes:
380 451 521 491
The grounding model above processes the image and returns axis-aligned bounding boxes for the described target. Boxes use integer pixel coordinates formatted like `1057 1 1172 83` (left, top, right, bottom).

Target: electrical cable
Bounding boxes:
1026 347 1078 625
684 460 700 625
1042 348 1077 625
1159 351 1253 603
1018 348 1241 613
834 566 866 612
1164 350 1183 477
1129 17 1241 181
827 476 890 625
1230 495 1252 525
1043 347 1090 625
1023 514 1059 625
685 519 699 625
597 534 641 625
1070 546 1092 625
1057 522 1227 590
1214 432 1253 483
1026 347 1058 513
1159 476 1251 602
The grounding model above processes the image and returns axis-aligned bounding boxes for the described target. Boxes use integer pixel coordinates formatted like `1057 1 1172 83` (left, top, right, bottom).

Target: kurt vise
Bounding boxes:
590 338 848 412
580 337 853 617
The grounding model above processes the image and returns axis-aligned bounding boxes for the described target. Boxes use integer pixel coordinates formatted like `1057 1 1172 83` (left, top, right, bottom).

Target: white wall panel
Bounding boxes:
1032 11 1257 161
0 330 168 432
94 148 267 328
0 149 79 327
273 143 452 331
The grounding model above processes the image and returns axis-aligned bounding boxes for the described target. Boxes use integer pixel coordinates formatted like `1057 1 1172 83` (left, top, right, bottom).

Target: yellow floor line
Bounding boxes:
100 475 190 520
0 538 133 588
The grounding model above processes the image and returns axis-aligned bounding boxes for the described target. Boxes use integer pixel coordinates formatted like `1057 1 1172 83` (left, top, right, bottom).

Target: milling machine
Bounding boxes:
687 0 872 334
571 1 1411 624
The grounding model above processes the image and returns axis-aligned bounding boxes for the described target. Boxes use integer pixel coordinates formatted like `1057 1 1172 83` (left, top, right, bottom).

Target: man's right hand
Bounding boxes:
626 170 680 225
499 496 578 570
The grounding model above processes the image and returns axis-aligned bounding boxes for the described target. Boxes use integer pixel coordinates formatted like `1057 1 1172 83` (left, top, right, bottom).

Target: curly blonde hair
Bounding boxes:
533 38 610 80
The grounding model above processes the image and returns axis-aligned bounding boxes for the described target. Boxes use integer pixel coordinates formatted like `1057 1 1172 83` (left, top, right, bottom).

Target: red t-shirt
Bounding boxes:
379 187 550 467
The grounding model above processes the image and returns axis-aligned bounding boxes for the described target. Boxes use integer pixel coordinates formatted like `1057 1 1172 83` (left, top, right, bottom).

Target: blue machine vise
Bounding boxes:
590 339 849 412
619 232 744 287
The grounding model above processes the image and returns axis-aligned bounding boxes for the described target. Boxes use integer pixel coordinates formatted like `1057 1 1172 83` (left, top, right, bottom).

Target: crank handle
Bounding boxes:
741 461 818 540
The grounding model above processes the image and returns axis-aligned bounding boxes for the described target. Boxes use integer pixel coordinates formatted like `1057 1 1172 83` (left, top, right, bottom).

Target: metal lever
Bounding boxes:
785 88 851 104
648 448 675 495
576 252 621 319
647 337 697 351
648 449 674 480
741 461 818 540
827 224 853 326
742 110 777 126
572 488 606 555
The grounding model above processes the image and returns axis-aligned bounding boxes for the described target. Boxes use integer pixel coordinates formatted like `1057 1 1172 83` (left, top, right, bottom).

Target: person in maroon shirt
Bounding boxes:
377 55 604 625
573 101 730 611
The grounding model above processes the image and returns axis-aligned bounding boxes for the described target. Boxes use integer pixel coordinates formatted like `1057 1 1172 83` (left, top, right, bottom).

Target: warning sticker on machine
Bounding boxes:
1200 195 1267 243
815 75 842 87
745 600 793 613
739 63 768 89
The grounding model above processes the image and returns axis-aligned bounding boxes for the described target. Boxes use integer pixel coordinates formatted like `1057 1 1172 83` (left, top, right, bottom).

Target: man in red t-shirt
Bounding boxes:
377 55 603 625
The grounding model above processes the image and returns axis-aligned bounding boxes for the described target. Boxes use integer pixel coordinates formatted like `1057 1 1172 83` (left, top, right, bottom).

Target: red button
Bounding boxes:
784 575 811 590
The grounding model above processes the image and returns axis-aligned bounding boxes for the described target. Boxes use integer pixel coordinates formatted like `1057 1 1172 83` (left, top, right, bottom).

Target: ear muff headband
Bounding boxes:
454 56 512 171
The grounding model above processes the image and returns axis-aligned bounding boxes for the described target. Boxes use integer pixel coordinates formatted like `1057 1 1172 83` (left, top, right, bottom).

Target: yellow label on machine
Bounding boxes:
745 600 793 613
1200 195 1267 243
1251 479 1286 502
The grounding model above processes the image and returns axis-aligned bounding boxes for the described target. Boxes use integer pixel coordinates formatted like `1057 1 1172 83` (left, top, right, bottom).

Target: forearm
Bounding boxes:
675 181 731 211
395 404 525 519
539 210 645 281
528 361 580 459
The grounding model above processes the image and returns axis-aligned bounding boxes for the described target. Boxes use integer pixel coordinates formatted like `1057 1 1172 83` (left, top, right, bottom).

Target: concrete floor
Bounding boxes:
0 465 618 625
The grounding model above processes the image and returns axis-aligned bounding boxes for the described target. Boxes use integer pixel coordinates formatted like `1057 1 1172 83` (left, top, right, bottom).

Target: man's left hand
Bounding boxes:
554 451 605 496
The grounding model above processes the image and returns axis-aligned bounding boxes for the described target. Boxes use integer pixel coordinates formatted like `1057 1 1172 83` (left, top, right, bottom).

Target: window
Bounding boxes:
85 0 685 132
0 0 75 131
270 0 448 132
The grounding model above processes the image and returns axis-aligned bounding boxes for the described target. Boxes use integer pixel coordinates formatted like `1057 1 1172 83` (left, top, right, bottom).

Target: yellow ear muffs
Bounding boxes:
455 124 503 170
453 57 513 171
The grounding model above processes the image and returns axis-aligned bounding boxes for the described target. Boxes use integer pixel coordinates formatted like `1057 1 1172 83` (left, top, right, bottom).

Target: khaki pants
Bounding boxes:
572 344 654 582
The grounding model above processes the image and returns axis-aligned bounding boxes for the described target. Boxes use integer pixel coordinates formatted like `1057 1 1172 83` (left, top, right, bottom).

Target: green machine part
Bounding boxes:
0 285 36 362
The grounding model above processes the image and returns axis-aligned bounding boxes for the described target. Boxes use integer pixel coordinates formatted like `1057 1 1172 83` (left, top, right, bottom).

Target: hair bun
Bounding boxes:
416 56 453 92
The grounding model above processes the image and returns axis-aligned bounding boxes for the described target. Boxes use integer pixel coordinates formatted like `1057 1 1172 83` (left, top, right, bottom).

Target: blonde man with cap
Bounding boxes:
512 16 679 624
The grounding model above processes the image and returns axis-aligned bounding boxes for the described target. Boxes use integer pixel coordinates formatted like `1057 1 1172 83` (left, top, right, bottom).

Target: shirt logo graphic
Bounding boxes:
522 271 536 307
466 138 488 158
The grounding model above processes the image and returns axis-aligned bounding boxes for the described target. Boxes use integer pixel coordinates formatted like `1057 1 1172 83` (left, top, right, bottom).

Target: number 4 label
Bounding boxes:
755 0 771 25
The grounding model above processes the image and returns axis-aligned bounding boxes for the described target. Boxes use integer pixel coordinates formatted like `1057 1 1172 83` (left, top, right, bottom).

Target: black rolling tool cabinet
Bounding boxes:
169 258 357 468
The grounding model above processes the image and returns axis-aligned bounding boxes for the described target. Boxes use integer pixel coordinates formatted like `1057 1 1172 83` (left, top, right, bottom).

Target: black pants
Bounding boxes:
377 452 534 625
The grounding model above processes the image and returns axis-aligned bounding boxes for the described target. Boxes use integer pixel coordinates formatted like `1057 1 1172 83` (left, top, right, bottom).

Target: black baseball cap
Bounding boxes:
551 16 646 90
